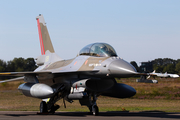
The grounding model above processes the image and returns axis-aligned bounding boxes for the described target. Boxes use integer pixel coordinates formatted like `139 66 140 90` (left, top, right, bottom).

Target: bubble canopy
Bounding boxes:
79 43 117 57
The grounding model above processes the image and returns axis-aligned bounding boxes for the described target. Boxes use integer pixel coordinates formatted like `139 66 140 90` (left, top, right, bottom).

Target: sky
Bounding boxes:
0 0 180 65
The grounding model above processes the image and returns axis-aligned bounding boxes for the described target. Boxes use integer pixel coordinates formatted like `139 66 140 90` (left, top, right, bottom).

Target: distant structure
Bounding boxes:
139 61 153 73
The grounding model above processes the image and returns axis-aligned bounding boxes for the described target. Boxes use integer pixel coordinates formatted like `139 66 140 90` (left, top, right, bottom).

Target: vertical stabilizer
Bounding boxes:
36 14 55 55
35 14 63 66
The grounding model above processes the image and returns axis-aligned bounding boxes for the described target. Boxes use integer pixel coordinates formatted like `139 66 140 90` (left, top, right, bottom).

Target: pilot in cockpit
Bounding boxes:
94 46 108 57
79 43 117 57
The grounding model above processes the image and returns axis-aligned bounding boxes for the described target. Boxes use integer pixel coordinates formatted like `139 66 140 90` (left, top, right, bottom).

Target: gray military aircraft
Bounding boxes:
149 70 179 78
0 14 146 115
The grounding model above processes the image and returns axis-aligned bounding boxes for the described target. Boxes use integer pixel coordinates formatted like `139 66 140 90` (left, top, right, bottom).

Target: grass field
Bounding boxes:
0 77 180 112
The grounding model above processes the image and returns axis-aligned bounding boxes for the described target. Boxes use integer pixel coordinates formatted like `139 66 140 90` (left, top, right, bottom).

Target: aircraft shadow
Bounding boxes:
55 111 180 119
3 111 180 119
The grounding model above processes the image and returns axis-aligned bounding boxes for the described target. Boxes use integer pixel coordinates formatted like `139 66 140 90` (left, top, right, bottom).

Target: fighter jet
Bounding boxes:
137 70 179 83
0 14 145 115
149 70 179 78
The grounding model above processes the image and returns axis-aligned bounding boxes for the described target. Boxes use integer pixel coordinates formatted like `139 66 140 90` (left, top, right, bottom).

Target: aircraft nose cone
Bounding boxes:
109 59 137 77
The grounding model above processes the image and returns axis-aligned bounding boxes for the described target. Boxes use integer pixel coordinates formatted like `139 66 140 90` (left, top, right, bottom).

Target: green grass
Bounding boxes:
0 90 180 112
121 77 180 100
0 78 180 112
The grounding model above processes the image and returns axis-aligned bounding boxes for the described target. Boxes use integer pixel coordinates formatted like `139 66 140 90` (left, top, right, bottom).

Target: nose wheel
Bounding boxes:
92 105 99 116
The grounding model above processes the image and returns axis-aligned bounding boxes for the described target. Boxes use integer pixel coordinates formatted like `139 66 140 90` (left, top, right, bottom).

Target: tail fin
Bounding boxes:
36 14 55 55
35 14 62 66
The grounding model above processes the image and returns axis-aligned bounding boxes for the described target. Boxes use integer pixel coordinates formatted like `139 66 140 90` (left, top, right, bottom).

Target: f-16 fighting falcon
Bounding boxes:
0 14 151 116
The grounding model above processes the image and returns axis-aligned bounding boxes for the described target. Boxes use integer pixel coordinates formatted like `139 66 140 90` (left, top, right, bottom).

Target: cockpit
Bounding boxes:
79 43 117 57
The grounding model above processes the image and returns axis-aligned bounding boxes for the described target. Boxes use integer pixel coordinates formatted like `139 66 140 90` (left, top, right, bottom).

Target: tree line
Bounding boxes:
0 57 37 80
131 58 180 74
0 57 37 72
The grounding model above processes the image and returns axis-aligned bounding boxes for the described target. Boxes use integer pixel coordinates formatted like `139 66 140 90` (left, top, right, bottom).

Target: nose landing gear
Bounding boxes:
92 105 99 116
88 94 99 116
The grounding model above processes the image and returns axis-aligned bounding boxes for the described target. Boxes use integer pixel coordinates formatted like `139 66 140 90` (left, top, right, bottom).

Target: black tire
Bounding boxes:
40 101 48 113
92 105 99 116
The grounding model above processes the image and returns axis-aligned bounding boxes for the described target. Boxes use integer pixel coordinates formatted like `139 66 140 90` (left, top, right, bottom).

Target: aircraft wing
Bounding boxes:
0 77 24 83
0 69 99 76
0 71 52 76
52 69 99 74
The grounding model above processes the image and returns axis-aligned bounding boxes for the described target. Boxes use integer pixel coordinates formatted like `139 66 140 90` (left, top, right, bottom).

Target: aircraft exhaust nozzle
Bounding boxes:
18 83 54 99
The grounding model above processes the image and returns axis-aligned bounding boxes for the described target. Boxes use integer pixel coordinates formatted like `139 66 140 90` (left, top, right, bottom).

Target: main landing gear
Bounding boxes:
40 101 48 113
38 84 65 114
39 101 60 114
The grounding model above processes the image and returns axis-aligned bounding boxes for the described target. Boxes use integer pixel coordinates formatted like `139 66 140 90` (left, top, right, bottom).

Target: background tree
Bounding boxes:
130 61 139 72
152 58 177 73
163 64 175 73
12 57 25 72
175 61 180 74
0 60 6 72
24 58 37 71
0 58 37 80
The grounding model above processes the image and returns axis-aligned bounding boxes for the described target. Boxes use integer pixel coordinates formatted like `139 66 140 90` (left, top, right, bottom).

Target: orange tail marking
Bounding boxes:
37 18 45 55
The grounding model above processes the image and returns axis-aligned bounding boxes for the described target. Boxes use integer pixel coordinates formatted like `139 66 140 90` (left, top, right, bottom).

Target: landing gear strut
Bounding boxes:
92 105 99 116
39 101 59 114
39 84 65 114
89 94 99 116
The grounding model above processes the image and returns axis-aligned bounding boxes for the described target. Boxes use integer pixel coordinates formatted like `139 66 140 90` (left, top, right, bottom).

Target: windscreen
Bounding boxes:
79 43 117 57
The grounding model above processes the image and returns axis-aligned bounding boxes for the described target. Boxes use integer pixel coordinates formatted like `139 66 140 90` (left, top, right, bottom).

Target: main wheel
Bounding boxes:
40 101 48 113
92 105 99 116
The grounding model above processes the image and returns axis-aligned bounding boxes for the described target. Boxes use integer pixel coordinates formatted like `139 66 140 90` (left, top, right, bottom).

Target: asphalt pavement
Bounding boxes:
0 111 179 120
